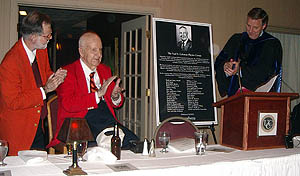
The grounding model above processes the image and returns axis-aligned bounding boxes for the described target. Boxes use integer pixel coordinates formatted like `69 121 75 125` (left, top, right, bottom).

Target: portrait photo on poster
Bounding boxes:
153 18 217 126
176 25 192 52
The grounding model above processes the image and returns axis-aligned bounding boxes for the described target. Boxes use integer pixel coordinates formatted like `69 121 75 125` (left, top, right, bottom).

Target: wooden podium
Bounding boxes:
213 92 299 150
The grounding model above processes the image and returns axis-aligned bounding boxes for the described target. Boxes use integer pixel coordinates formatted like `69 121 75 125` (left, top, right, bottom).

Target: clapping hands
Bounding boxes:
43 68 67 93
97 76 125 100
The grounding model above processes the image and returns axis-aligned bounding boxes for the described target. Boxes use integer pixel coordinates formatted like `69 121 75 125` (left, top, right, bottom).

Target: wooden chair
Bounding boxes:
47 95 58 154
154 116 198 147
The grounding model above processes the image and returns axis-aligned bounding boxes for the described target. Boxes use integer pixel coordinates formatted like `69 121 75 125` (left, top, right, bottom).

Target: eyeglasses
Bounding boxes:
40 33 52 40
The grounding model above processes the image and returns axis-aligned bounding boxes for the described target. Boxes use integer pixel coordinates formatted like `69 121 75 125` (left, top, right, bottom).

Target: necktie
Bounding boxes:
32 58 47 120
89 72 98 93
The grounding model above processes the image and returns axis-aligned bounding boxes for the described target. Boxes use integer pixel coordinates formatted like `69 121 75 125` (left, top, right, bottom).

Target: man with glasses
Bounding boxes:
0 11 67 155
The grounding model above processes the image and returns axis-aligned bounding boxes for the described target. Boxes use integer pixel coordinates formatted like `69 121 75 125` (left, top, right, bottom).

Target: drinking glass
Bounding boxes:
0 140 8 166
194 131 208 155
158 131 170 153
77 141 88 162
64 143 73 158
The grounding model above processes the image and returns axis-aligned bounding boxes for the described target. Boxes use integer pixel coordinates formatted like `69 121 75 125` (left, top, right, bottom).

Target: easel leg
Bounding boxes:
209 123 217 144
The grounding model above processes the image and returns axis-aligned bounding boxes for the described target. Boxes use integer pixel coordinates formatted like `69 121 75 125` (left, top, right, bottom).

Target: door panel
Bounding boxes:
120 16 149 139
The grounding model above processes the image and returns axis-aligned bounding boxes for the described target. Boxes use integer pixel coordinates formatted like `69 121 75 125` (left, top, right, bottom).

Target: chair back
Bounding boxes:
47 95 58 154
154 116 198 147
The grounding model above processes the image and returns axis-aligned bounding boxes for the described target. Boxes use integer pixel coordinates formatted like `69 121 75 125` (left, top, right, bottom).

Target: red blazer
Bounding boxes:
0 39 53 156
48 59 124 147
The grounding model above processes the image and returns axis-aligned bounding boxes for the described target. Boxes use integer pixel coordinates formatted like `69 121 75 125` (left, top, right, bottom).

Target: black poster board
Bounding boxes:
153 18 217 126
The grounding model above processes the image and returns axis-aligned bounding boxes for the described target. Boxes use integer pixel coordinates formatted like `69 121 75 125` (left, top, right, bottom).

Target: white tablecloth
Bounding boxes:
1 145 300 176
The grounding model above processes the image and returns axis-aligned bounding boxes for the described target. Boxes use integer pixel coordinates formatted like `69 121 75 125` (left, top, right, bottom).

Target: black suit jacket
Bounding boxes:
177 39 192 51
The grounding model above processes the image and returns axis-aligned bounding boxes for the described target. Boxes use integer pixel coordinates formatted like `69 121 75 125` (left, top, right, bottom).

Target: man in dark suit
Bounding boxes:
177 26 192 52
48 31 138 149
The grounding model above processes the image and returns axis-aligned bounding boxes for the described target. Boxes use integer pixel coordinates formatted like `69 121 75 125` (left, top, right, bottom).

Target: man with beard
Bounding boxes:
0 11 67 155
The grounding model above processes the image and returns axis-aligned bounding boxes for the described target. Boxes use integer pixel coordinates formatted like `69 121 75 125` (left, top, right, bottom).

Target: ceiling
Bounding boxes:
19 6 99 38
18 6 141 40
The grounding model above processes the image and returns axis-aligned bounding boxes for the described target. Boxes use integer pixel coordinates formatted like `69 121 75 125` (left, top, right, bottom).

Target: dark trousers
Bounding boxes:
85 100 139 149
30 118 45 150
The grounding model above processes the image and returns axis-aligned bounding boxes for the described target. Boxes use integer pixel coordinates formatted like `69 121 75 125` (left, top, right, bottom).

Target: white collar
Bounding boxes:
80 58 97 76
259 31 264 37
21 37 36 65
80 59 100 92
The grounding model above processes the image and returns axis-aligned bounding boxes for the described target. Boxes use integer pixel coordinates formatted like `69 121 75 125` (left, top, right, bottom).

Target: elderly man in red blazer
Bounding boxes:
0 11 67 156
48 31 138 150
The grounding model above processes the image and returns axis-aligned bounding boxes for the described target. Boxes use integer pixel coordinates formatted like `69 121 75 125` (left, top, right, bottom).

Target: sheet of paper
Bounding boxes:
107 163 138 172
206 145 235 153
168 138 195 153
255 75 278 92
0 170 12 176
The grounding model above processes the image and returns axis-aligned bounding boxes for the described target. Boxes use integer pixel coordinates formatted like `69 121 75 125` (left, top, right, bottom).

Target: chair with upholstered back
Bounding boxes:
47 95 58 154
154 116 198 147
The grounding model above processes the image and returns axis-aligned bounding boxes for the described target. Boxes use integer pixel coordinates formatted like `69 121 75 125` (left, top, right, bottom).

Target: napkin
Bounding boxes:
83 147 117 164
18 150 47 165
293 136 300 148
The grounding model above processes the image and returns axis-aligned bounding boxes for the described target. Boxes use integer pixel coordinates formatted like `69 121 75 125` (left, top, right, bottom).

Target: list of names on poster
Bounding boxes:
159 52 211 115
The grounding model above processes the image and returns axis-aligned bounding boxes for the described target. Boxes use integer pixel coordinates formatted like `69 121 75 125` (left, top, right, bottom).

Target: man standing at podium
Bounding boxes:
214 7 282 97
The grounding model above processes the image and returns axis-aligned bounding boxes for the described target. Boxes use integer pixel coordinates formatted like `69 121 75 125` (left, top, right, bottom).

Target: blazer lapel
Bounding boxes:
96 66 103 86
17 40 37 88
76 60 89 93
35 51 46 85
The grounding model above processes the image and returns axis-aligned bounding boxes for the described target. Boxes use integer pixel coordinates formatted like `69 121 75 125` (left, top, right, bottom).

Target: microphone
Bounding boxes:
237 64 243 93
236 34 247 94
231 60 243 93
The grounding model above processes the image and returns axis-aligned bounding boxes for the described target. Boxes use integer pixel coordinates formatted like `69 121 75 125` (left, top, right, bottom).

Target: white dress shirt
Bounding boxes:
79 59 121 105
21 37 46 100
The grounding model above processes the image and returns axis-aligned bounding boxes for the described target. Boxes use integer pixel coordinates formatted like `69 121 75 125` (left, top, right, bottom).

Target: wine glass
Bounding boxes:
158 131 170 153
64 143 73 158
0 140 8 166
77 141 88 162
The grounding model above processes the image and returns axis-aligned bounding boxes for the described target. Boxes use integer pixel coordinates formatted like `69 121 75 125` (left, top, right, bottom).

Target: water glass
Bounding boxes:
158 131 170 153
0 140 8 166
194 131 208 155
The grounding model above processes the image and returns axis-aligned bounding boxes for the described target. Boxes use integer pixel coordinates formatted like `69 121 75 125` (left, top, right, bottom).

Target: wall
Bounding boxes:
2 0 300 62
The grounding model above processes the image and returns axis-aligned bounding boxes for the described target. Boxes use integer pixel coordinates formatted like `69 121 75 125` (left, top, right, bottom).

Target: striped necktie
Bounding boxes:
89 72 98 93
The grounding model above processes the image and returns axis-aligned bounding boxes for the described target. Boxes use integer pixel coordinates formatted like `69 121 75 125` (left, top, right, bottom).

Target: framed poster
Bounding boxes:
153 18 217 126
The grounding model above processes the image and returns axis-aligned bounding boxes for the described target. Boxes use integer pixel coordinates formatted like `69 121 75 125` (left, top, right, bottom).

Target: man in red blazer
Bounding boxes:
0 11 67 156
48 31 138 150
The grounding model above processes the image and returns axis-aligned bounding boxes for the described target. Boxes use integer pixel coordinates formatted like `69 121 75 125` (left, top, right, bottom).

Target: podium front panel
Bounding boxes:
247 98 287 149
221 95 289 150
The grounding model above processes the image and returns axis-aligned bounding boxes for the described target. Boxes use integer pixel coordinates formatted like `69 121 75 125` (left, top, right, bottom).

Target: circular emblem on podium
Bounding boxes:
261 115 275 132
